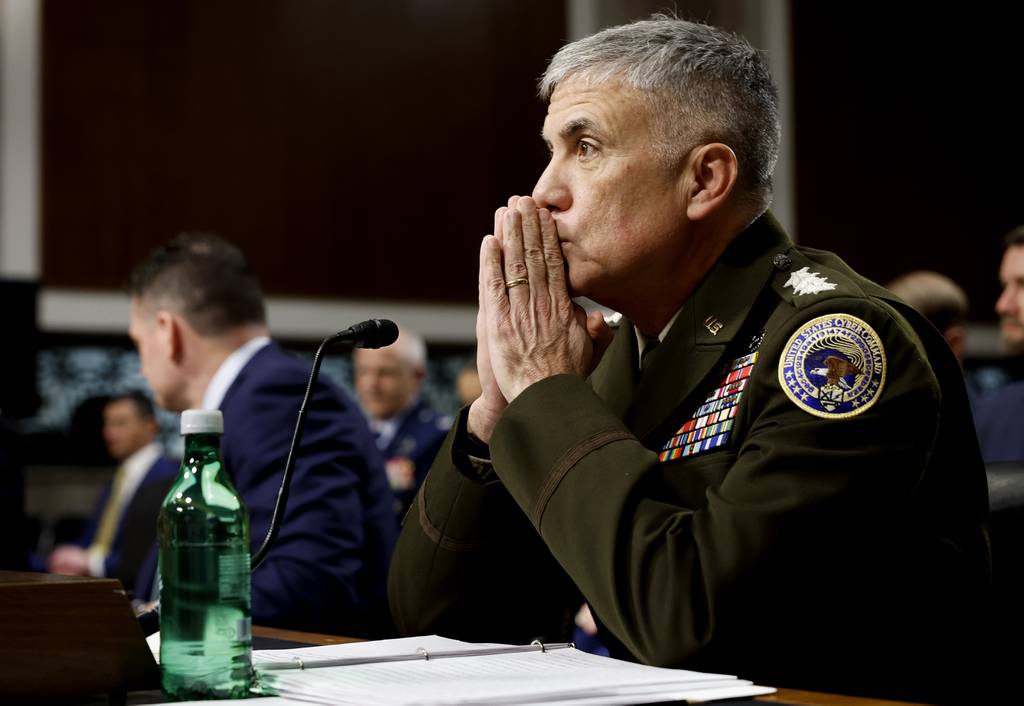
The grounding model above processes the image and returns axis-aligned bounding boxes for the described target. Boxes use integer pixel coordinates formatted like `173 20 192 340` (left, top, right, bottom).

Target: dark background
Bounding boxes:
42 0 563 302
791 2 1024 319
40 1 1024 320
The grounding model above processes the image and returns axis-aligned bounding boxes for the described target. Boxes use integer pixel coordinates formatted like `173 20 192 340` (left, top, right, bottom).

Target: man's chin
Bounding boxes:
1000 323 1024 354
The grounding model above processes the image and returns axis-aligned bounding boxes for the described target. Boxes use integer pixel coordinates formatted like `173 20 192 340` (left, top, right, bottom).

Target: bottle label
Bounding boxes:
237 616 252 641
218 552 251 602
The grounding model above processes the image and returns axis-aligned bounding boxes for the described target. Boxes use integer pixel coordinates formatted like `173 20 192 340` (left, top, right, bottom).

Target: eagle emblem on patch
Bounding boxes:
778 314 886 418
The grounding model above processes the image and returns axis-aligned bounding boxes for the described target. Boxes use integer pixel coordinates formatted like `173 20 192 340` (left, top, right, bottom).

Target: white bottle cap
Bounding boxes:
180 409 224 435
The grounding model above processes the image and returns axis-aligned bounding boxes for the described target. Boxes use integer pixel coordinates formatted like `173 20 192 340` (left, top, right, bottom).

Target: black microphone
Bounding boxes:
250 318 398 569
137 318 399 636
329 318 399 350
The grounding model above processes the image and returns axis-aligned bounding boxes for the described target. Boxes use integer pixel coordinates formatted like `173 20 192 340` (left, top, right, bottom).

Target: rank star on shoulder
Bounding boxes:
784 267 838 296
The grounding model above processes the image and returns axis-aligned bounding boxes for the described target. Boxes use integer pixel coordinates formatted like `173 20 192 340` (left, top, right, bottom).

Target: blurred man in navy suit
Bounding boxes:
46 391 177 592
974 226 1024 462
354 326 449 521
127 233 396 636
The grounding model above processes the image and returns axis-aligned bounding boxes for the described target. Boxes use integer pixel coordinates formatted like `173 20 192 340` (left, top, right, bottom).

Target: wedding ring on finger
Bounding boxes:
504 278 530 289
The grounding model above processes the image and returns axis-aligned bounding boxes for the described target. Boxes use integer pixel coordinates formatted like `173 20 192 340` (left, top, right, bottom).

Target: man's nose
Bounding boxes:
532 162 571 213
996 286 1016 316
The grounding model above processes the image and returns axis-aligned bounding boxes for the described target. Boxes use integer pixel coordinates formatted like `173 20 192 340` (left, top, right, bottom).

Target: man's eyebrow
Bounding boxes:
541 117 599 144
560 117 598 139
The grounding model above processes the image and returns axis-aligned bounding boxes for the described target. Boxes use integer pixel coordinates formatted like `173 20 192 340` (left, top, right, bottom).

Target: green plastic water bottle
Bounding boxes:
158 409 252 700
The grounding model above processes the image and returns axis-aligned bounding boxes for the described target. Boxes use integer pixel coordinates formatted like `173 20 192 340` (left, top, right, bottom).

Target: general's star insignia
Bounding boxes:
784 266 837 296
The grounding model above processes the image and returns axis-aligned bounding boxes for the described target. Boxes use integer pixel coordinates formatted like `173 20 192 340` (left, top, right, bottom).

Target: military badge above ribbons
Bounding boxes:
778 313 887 418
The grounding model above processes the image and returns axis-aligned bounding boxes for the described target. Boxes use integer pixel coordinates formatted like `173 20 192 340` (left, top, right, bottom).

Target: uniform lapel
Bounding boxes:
627 214 793 442
589 322 639 421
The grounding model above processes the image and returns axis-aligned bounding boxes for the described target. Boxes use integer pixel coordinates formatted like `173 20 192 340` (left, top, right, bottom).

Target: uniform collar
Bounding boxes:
368 397 423 451
591 212 793 441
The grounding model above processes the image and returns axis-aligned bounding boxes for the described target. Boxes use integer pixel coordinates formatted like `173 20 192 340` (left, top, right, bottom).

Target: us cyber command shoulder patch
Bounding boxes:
778 314 886 419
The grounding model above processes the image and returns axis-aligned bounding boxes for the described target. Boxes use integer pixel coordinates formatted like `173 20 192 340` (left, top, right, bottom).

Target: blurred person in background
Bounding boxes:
354 326 450 521
995 226 1024 361
127 232 396 635
973 226 1024 462
885 270 969 362
885 271 980 407
455 359 483 407
45 391 177 592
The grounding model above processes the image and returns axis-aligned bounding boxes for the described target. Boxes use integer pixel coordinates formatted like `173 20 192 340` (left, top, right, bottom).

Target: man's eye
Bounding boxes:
577 140 595 159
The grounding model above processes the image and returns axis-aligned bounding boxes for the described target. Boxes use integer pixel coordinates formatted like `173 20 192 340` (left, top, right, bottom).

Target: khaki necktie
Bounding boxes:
640 337 660 374
89 464 129 557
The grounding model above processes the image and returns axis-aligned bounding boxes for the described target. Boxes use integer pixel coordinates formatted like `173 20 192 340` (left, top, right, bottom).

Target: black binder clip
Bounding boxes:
530 639 547 653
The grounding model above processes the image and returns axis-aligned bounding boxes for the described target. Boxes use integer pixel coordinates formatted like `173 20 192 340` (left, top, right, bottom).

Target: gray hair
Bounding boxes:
391 325 428 372
539 15 780 212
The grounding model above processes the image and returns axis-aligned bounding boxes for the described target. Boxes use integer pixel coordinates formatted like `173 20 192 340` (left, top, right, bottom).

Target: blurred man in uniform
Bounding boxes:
388 15 989 701
46 391 177 593
354 326 449 520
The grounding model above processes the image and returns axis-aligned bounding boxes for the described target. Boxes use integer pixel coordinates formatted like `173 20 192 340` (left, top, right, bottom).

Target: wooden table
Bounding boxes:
253 626 933 706
757 690 931 706
0 571 934 705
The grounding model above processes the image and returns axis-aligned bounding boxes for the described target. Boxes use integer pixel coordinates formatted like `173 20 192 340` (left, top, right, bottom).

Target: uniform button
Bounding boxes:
772 253 792 270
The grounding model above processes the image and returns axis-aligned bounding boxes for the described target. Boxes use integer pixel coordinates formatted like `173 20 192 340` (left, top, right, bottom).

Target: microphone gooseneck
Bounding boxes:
250 318 398 570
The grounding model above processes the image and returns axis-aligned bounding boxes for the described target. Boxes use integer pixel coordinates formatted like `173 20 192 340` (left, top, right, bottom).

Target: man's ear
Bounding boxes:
155 310 186 364
682 143 739 222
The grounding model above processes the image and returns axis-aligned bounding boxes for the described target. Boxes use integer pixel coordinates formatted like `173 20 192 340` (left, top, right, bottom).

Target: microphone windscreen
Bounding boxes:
367 319 399 348
342 318 399 348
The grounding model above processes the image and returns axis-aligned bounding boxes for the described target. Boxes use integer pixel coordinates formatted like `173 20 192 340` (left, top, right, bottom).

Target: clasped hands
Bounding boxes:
467 196 613 443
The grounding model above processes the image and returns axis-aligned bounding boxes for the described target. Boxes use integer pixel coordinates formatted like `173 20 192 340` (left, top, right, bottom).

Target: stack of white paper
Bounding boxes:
249 635 775 705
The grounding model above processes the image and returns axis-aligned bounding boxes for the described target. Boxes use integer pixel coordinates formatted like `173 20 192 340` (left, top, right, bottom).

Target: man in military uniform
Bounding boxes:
354 326 450 520
388 16 990 701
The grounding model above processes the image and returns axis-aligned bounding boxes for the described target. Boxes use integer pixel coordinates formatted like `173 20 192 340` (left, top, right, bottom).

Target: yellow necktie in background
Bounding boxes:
89 464 128 557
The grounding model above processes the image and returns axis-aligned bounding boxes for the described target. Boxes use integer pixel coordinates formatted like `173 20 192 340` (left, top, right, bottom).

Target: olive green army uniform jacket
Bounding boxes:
388 214 990 701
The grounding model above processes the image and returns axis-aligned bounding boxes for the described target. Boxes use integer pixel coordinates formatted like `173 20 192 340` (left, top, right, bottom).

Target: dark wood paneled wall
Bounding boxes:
792 3 1024 321
42 0 566 302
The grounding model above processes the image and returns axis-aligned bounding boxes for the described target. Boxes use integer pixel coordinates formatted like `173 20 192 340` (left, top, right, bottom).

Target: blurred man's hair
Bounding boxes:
392 326 427 372
1004 224 1024 249
127 232 266 336
886 270 968 334
106 390 156 421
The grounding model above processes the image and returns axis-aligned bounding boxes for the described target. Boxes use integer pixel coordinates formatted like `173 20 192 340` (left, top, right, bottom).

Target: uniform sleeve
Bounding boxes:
388 409 581 643
487 297 949 666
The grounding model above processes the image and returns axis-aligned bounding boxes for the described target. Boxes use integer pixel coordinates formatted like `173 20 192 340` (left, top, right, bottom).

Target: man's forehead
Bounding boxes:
105 399 139 418
356 347 406 368
542 79 647 140
1002 246 1024 276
